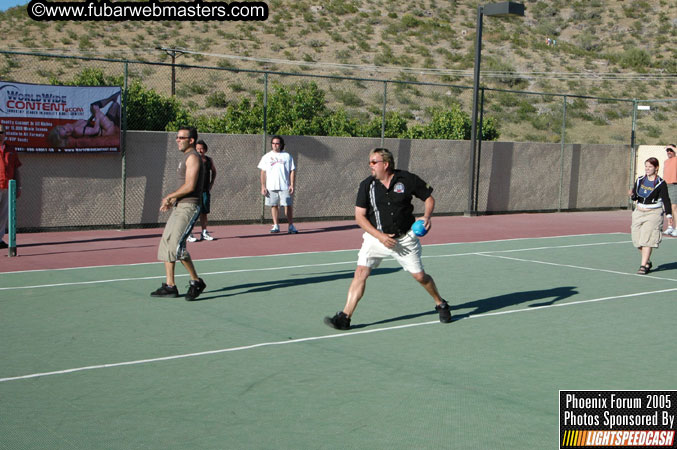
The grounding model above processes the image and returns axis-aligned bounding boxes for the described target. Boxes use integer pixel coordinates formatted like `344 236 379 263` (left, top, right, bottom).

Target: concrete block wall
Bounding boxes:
15 133 631 230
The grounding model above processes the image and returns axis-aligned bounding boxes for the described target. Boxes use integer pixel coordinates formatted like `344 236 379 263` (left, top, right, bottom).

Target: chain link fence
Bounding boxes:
1 50 673 230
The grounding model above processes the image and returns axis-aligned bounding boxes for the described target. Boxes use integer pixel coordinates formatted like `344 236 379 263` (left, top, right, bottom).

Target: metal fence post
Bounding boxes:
466 5 485 216
261 72 268 223
121 62 128 229
381 81 387 146
558 95 567 211
8 179 16 257
474 87 485 212
629 100 638 207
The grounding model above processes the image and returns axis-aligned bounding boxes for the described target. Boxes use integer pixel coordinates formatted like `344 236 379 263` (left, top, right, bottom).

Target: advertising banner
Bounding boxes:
0 81 121 153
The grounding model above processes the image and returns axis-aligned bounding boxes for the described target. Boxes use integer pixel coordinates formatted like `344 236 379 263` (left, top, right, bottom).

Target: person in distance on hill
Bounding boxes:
324 148 451 330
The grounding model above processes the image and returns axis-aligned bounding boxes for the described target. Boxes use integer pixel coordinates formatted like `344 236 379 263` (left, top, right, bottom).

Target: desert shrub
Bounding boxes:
332 89 364 107
206 92 229 108
619 47 651 71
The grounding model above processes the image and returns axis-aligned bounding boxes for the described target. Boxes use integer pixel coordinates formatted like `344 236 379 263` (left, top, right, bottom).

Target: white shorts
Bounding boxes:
265 189 293 206
357 231 424 273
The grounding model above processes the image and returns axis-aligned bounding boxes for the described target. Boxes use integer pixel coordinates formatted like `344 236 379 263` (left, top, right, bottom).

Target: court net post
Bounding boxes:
8 179 17 257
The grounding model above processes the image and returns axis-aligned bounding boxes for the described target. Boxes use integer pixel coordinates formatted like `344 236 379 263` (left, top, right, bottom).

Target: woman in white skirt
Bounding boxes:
629 157 673 274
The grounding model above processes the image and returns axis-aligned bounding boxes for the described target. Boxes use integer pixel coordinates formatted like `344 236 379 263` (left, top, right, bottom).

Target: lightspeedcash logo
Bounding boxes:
27 0 269 22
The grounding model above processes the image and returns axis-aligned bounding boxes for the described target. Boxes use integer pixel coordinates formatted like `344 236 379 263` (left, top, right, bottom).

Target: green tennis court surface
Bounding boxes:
2 233 676 449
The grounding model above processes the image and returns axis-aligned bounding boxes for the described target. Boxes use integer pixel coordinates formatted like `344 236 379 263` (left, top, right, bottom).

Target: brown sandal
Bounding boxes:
637 265 649 275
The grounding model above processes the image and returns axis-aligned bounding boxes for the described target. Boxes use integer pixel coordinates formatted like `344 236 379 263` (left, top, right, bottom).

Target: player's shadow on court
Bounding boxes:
652 261 677 273
350 310 439 329
193 267 401 301
451 286 578 320
351 286 578 328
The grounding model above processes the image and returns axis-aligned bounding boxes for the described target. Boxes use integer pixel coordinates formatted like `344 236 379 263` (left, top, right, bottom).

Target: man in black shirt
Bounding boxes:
324 148 451 330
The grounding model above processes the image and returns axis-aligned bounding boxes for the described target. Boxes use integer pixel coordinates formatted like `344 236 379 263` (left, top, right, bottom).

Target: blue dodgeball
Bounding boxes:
411 220 427 237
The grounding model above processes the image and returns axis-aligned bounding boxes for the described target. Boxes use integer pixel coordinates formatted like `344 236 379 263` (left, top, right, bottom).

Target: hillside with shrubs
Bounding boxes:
1 0 676 143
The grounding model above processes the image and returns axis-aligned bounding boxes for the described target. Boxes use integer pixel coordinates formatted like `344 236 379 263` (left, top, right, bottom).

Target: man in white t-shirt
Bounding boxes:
257 135 298 233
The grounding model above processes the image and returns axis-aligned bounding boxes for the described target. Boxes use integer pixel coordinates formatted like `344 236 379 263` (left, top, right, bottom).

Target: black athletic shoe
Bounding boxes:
185 278 206 301
324 311 351 330
0 241 8 249
150 283 179 298
436 300 452 323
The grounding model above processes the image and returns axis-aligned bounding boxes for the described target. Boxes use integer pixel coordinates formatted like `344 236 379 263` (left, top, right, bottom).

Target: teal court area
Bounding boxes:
1 225 676 449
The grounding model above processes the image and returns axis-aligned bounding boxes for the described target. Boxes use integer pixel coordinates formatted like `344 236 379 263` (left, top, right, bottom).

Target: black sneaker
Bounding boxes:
324 311 351 330
150 283 179 298
436 300 452 323
185 278 206 301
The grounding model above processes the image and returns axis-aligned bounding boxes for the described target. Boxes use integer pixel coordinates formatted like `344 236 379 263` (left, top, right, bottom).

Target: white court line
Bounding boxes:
2 285 675 384
0 232 627 275
0 240 636 291
426 239 631 259
0 261 357 291
478 253 677 282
